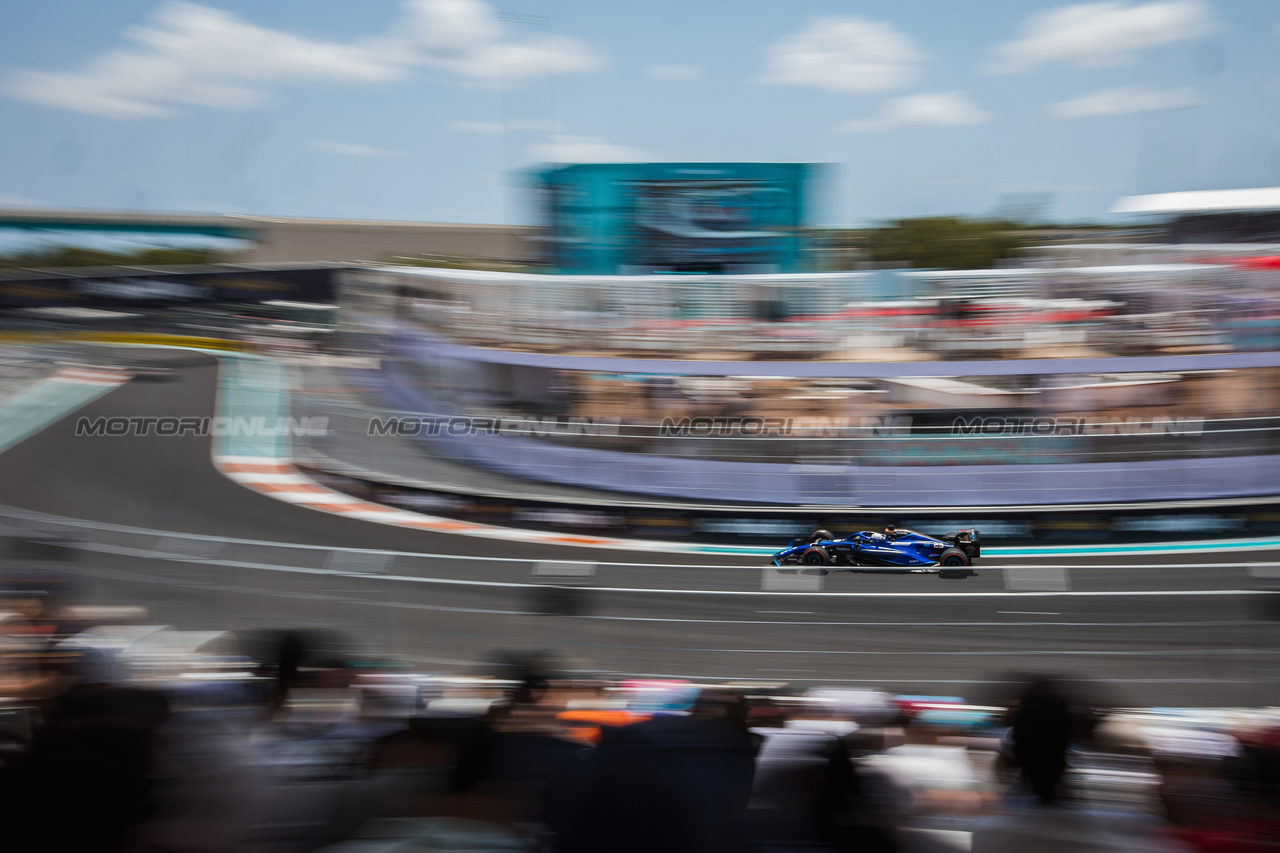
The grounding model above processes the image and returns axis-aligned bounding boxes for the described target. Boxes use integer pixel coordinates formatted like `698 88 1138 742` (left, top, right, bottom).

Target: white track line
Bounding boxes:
62 561 1262 628
70 540 1274 597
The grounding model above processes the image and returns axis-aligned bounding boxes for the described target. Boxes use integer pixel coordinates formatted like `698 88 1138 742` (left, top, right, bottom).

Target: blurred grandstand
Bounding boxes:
325 181 1280 507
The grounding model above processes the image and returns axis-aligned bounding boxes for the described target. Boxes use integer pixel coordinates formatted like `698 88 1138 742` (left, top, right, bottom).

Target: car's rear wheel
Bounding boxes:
938 547 972 579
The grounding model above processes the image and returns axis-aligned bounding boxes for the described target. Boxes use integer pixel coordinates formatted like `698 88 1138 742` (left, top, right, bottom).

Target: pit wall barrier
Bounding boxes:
370 323 1280 507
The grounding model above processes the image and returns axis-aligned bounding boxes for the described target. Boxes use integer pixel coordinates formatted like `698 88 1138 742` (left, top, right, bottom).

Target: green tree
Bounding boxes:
864 217 1025 270
0 244 228 269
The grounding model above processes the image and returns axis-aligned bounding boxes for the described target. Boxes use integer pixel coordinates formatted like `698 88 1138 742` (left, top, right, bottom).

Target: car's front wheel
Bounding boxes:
800 546 830 575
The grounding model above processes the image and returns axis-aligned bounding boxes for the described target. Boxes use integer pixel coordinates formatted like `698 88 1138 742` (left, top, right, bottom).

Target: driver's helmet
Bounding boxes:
808 529 835 543
870 532 886 541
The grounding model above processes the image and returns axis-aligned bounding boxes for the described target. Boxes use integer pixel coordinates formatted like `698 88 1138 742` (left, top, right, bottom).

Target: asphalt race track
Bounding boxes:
1 348 1278 707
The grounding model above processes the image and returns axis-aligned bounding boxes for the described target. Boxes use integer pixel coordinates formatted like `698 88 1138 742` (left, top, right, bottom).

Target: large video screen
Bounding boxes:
625 180 794 270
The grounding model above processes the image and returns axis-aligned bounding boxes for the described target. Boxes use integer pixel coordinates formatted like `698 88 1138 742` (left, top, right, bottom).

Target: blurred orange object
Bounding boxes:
557 710 651 745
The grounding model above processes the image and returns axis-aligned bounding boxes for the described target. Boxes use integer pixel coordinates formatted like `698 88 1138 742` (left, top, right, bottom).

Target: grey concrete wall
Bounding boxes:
239 222 536 264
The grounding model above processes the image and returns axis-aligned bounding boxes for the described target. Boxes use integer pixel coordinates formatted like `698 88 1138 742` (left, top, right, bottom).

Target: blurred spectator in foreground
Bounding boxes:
556 688 756 853
972 806 1199 853
748 691 908 853
134 630 391 852
0 647 169 852
314 657 586 853
130 699 268 853
1156 724 1280 853
449 669 587 840
1008 678 1073 804
974 679 1196 853
311 713 526 853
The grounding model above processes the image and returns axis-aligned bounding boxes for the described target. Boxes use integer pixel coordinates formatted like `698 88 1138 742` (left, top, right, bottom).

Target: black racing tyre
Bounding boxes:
801 547 829 567
937 548 970 568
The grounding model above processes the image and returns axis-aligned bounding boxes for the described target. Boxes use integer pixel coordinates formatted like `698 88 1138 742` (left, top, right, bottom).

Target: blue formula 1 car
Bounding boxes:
770 527 980 579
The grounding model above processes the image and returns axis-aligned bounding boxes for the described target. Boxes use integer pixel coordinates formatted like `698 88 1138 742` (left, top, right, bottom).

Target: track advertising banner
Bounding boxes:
627 179 793 270
297 464 1280 548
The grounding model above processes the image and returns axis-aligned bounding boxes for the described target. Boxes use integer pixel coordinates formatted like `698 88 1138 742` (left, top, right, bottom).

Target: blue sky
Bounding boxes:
0 0 1277 230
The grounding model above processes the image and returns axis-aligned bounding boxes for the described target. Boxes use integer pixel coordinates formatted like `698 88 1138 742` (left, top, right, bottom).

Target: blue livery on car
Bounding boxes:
770 527 980 578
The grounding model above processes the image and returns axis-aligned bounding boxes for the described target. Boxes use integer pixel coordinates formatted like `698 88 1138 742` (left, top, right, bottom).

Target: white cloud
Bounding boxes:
527 134 648 163
989 0 1216 74
309 140 407 157
391 0 599 87
758 16 926 94
648 64 701 81
4 2 399 118
4 0 599 119
840 92 991 133
1050 85 1199 117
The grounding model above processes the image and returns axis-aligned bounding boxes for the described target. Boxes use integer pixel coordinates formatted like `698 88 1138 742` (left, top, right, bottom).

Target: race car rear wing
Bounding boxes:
946 528 980 557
